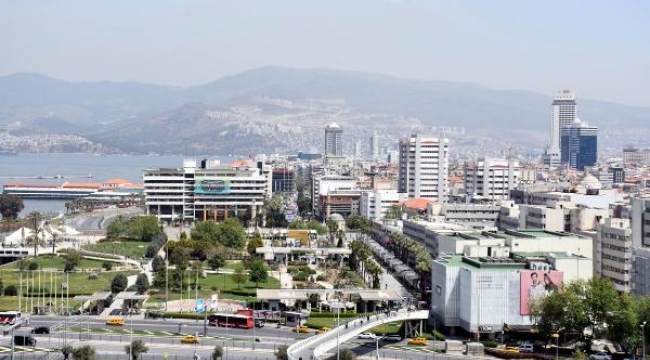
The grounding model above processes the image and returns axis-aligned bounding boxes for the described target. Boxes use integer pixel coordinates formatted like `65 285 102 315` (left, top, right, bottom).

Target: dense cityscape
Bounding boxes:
2 1 650 360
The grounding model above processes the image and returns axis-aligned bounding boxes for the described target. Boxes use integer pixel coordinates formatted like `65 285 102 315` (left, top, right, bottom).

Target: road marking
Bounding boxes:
383 346 437 353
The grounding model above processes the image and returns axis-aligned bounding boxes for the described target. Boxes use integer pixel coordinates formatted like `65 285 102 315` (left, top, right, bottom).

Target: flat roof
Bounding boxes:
74 292 111 301
436 255 526 271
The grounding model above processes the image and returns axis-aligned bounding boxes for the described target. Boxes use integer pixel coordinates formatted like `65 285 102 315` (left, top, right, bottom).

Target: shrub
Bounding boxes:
28 262 39 271
316 275 326 281
432 329 446 341
482 340 498 348
88 273 98 280
102 261 113 271
4 285 17 296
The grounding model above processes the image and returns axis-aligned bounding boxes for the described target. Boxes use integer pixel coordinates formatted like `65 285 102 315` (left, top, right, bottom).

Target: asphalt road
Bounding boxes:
66 207 143 231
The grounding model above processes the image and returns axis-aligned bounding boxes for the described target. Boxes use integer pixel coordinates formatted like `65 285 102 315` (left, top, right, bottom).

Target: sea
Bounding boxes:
0 153 235 217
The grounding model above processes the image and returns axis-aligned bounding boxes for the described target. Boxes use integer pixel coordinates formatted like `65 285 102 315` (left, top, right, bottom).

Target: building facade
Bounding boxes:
596 218 633 292
272 169 295 193
464 158 520 201
360 189 406 220
545 90 577 167
143 158 269 225
560 119 598 170
324 123 343 156
398 134 449 202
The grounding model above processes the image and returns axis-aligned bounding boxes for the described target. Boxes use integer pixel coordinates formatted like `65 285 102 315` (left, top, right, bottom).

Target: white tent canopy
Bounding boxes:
3 226 56 246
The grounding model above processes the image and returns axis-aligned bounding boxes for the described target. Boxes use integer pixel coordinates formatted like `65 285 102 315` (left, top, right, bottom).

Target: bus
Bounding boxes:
0 311 22 325
208 309 253 329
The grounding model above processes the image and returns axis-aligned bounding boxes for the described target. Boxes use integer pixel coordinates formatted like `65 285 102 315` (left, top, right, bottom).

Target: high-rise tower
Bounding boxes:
370 131 379 159
398 134 449 202
545 90 577 167
324 123 343 156
561 119 598 170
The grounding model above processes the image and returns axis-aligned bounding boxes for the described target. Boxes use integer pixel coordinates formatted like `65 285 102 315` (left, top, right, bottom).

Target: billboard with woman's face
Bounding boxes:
520 270 563 315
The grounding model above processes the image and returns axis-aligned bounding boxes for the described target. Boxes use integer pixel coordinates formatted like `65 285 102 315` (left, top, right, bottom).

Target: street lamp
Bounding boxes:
551 333 559 360
642 321 647 360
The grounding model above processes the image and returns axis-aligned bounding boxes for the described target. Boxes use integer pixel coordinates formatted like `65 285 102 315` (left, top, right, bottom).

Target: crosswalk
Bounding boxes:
0 346 55 353
383 345 438 353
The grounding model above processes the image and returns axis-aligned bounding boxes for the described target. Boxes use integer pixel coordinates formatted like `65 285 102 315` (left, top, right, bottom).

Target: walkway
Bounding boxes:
288 310 429 360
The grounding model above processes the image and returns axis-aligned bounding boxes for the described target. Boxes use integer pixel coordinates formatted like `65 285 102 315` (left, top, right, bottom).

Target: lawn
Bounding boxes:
82 240 150 259
0 269 139 297
0 256 105 271
0 296 82 312
149 272 281 302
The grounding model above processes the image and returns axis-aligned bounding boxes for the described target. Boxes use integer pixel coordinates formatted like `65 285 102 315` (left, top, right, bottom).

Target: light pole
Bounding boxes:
335 291 342 360
642 321 647 360
551 333 559 360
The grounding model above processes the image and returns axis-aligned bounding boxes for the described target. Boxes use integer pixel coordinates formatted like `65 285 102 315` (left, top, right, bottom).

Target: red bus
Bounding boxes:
208 309 253 329
0 311 22 325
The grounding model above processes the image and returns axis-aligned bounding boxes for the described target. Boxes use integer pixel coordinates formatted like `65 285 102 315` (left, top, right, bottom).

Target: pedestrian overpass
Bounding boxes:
288 310 429 360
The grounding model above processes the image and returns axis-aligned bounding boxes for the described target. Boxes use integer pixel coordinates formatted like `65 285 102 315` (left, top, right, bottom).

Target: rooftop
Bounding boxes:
436 254 526 271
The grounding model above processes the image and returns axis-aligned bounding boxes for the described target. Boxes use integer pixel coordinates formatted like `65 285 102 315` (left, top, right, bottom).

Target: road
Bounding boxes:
65 207 143 231
19 316 446 359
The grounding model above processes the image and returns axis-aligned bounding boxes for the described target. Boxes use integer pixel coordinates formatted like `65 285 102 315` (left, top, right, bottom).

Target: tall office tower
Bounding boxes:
370 131 379 159
544 90 576 167
560 119 598 170
398 134 449 202
324 122 343 156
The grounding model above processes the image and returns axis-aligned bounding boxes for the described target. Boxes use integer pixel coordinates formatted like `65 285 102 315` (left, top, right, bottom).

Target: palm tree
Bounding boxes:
27 211 43 257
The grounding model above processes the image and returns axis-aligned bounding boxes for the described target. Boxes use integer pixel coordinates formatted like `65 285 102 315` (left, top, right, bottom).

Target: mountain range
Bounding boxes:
1 66 648 155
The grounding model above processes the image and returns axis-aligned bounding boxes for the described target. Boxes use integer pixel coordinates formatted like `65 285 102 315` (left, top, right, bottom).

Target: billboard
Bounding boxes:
520 270 563 315
195 178 231 194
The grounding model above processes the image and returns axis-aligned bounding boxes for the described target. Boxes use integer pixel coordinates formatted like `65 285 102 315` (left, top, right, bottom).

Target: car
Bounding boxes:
292 325 310 333
382 334 403 342
31 326 50 335
315 327 331 335
13 335 36 346
180 335 200 344
255 320 265 328
358 333 377 340
106 317 125 326
407 337 428 346
589 353 612 360
504 347 520 353
519 344 534 353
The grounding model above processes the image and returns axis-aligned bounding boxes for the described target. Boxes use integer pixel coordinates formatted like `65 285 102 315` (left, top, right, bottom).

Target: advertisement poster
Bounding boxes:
195 178 231 194
520 270 563 315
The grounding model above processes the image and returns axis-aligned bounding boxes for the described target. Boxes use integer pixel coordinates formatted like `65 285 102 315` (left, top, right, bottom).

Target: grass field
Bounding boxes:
149 272 281 302
82 240 150 259
0 296 82 312
0 269 139 296
0 256 105 271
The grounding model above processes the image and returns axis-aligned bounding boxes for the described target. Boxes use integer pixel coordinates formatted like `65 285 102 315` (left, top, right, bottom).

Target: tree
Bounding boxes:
27 211 43 257
111 273 128 294
248 260 268 287
61 344 74 360
247 232 264 256
274 344 288 360
345 216 368 231
28 261 39 271
125 339 149 360
207 253 225 272
339 349 357 360
0 194 24 220
152 255 165 272
127 215 161 242
0 279 4 295
64 250 82 272
211 345 224 360
168 244 191 270
384 205 402 220
106 216 127 239
232 264 247 289
191 221 221 243
135 273 150 294
72 345 96 360
218 218 247 249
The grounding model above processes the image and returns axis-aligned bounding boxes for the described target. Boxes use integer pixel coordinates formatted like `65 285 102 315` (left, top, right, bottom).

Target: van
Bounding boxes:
13 335 37 346
519 344 534 353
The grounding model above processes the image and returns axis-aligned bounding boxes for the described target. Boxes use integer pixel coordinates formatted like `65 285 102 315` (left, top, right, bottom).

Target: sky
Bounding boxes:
1 0 649 106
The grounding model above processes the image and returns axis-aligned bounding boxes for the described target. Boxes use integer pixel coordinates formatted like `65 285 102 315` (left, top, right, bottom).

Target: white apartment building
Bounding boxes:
596 218 633 292
359 189 406 220
623 147 650 166
311 175 357 219
464 158 520 201
398 134 449 202
143 158 270 224
632 196 650 248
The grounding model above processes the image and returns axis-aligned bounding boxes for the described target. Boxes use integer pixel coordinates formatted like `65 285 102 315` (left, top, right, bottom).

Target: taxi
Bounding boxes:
292 325 311 333
106 317 125 326
315 327 331 335
180 335 200 344
407 337 428 346
503 347 521 353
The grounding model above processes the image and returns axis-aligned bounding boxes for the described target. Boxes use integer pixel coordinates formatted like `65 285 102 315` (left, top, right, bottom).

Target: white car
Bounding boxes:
589 353 612 360
357 333 377 340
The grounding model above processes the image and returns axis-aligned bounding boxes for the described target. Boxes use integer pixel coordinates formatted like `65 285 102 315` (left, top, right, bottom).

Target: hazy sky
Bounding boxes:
1 0 649 106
